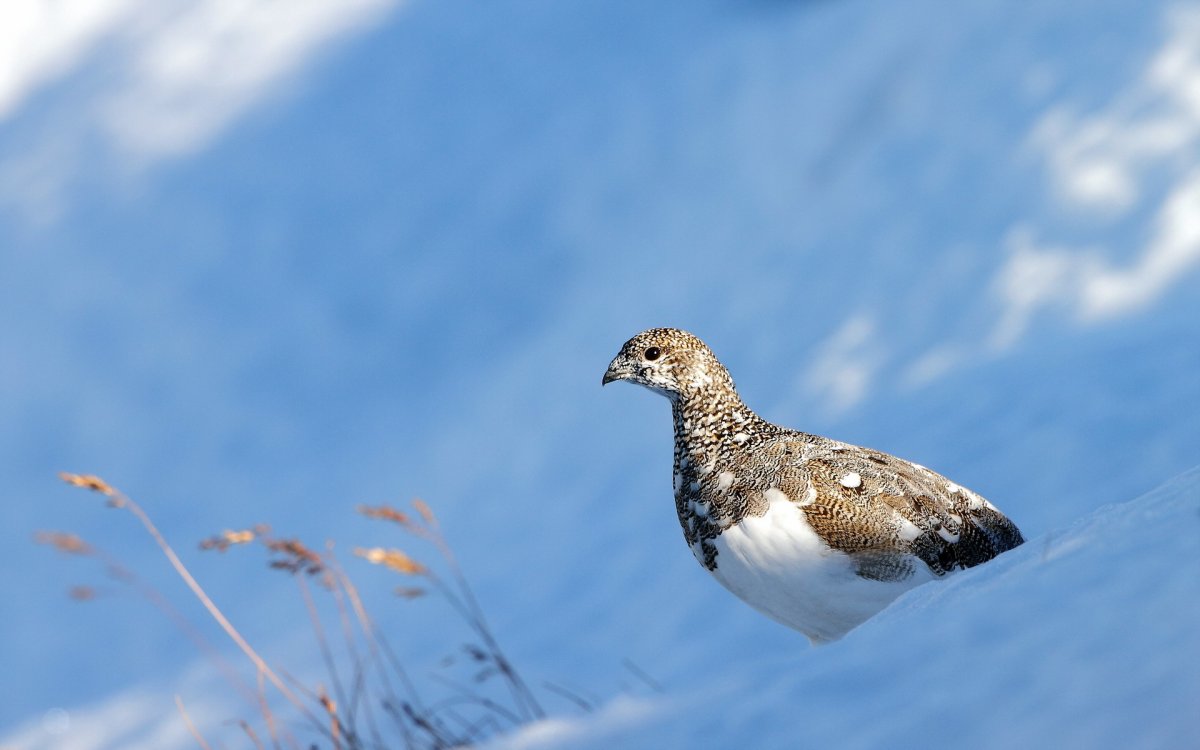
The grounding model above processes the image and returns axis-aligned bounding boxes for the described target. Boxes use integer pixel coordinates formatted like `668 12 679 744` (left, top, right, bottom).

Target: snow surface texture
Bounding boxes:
4 0 1200 747
488 468 1200 750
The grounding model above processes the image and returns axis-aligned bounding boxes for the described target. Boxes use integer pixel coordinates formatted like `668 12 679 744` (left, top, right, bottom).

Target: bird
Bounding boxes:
602 327 1024 643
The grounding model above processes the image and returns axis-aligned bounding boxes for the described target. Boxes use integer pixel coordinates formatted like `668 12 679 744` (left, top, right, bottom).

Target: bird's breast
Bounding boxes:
703 487 934 642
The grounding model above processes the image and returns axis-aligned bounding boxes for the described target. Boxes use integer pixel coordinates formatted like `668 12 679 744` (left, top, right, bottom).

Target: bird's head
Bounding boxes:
602 328 734 401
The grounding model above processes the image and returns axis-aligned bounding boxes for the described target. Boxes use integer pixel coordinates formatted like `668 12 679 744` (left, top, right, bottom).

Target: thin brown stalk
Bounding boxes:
38 529 260 713
256 669 286 750
122 566 259 710
175 695 212 750
417 515 543 721
235 720 266 750
426 672 523 727
359 498 544 729
59 474 330 740
62 473 555 748
541 681 595 713
318 689 342 750
324 557 386 750
297 575 348 719
332 557 424 710
424 565 543 722
622 658 665 693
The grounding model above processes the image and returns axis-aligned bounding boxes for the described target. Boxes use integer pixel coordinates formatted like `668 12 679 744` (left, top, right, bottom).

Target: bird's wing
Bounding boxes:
767 437 1024 582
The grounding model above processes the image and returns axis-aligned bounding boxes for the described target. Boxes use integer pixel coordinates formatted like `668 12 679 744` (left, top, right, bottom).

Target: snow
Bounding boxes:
490 468 1200 750
3 0 1200 748
805 314 883 413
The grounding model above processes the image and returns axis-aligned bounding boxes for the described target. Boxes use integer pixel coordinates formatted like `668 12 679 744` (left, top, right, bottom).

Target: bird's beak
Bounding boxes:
602 358 633 386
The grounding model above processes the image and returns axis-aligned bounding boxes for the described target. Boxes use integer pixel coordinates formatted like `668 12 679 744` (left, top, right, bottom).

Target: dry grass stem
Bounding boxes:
255 669 284 750
327 558 427 747
411 499 437 526
318 689 342 750
622 658 665 694
297 575 349 732
39 529 262 710
59 472 329 739
360 497 546 722
321 550 388 749
52 472 559 748
235 720 266 750
175 694 212 750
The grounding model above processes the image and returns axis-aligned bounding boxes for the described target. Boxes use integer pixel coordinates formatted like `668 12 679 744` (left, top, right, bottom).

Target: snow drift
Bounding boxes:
491 467 1200 750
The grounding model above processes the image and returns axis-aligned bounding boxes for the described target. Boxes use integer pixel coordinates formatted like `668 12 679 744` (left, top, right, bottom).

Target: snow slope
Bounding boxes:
491 468 1200 750
3 0 1200 747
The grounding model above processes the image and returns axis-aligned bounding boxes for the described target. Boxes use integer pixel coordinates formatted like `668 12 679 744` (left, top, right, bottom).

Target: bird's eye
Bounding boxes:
644 346 661 361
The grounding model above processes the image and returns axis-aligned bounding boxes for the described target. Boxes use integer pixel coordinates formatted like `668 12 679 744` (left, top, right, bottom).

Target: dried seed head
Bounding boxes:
357 504 411 527
199 529 257 552
354 547 427 575
412 498 436 526
59 472 115 496
69 585 97 601
319 690 336 715
34 531 94 556
265 538 325 575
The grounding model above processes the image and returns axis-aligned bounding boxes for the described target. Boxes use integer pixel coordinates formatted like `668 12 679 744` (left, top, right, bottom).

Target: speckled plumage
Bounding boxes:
603 327 1024 642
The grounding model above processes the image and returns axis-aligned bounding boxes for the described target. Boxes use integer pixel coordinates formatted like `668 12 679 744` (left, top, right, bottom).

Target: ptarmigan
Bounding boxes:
603 327 1024 643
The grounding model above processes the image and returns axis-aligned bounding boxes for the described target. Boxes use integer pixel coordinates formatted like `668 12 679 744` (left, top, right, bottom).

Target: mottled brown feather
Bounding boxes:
604 327 1024 582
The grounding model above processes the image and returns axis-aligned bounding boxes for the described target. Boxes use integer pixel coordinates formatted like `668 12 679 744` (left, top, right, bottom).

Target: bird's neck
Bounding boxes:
669 387 777 564
670 387 769 477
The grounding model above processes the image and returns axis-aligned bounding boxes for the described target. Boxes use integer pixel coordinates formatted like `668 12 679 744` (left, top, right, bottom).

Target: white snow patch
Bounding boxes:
992 189 1200 347
901 345 965 389
0 668 233 750
1034 7 1200 212
804 314 884 413
0 0 138 121
102 0 401 159
989 228 1088 349
990 6 1200 348
483 694 668 750
0 0 403 219
493 469 1200 750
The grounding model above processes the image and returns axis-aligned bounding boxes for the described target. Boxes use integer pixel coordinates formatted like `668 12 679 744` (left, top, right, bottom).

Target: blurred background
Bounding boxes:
2 0 1198 747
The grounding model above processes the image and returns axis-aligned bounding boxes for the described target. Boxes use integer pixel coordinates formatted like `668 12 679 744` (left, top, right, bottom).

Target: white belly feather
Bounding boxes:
704 488 934 643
